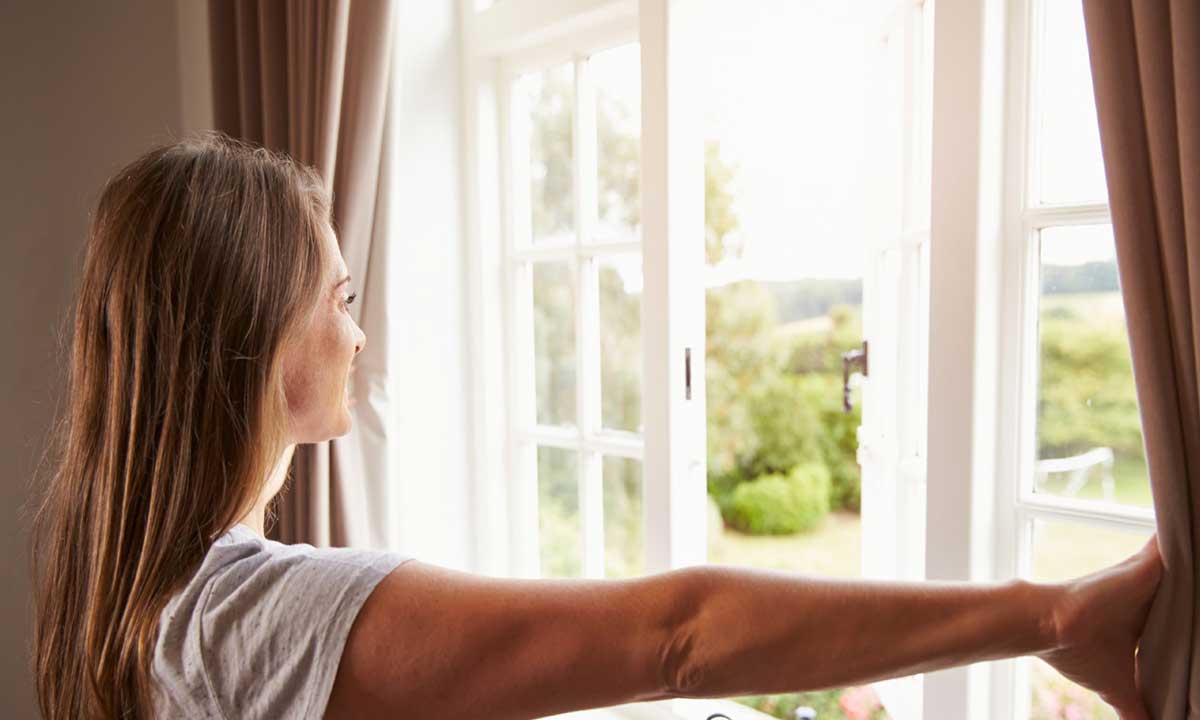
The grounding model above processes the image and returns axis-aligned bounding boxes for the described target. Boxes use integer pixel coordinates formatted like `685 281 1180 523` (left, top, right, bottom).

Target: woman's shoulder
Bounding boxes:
200 524 410 600
152 524 413 719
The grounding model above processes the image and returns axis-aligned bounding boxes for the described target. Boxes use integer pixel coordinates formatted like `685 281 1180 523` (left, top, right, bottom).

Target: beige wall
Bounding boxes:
0 1 186 715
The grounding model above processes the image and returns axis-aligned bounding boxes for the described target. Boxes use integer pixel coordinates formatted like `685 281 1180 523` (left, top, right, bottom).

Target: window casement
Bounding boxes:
986 0 1156 719
460 1 712 715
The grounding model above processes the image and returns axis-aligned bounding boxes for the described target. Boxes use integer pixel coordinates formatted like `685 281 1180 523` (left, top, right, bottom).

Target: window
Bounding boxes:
996 0 1155 718
464 2 714 716
462 1 1152 719
508 45 646 580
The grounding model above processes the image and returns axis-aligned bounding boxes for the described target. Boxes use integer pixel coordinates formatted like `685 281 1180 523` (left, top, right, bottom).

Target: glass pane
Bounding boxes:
599 255 642 432
533 262 576 426
538 446 580 578
1034 0 1108 205
1027 520 1151 720
592 42 642 244
1035 225 1148 508
518 62 574 244
602 456 644 578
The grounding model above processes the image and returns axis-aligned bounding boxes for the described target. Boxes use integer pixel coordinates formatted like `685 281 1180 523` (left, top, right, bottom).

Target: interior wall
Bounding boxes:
0 0 470 714
0 2 185 716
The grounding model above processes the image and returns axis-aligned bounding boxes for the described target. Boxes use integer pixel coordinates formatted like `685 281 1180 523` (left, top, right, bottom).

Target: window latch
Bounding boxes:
841 340 868 413
685 347 692 400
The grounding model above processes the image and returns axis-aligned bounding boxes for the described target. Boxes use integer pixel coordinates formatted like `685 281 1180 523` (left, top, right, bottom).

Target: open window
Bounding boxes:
460 1 1154 719
991 1 1154 718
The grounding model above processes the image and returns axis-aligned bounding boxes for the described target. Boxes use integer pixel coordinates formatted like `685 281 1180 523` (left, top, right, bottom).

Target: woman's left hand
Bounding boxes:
1035 534 1163 720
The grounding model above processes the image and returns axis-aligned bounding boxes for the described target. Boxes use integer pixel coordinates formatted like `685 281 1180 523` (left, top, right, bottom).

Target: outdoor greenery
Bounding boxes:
727 462 832 535
1038 293 1145 469
522 54 1149 719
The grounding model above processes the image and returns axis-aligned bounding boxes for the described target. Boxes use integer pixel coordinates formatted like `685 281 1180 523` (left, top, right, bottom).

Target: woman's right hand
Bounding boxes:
1034 534 1163 720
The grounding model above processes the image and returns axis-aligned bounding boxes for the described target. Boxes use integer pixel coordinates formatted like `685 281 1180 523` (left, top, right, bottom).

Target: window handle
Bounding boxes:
842 340 868 412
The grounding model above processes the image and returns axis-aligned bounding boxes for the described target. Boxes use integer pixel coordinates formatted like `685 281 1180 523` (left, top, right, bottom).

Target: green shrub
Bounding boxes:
743 372 826 479
1039 315 1143 459
705 288 864 518
794 374 862 512
727 463 831 535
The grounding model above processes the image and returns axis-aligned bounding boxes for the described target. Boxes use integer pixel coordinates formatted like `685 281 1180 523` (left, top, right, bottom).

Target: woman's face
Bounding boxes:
281 223 366 443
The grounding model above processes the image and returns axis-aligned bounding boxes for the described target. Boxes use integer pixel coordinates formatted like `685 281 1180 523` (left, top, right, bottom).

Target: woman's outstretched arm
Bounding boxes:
669 534 1160 718
662 567 1058 696
325 536 1160 720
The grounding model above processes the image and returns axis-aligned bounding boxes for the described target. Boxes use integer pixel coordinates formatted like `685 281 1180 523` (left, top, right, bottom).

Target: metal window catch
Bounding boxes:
841 340 868 412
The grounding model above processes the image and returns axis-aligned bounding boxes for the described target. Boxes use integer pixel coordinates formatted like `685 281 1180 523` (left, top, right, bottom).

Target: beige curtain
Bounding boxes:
1083 1 1200 717
208 0 398 548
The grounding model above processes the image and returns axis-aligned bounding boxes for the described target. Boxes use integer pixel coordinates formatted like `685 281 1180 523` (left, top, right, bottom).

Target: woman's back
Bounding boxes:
151 524 410 718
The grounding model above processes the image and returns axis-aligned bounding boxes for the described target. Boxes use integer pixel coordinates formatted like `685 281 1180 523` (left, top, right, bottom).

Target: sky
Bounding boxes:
699 0 876 281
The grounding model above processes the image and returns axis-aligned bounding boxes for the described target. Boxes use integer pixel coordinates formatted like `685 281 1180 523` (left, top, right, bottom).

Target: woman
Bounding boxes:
31 132 1162 720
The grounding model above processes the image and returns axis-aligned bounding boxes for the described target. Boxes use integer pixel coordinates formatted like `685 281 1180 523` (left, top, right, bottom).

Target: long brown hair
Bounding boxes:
30 132 331 719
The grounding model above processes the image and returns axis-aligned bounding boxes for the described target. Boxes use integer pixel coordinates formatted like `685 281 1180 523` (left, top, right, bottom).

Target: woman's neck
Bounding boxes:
236 443 297 538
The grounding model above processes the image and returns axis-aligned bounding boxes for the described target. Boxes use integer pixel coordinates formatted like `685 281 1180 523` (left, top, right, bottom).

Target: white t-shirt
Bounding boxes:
151 523 412 719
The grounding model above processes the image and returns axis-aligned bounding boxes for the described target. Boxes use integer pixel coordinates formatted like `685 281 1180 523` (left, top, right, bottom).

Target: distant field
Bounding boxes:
1040 291 1127 327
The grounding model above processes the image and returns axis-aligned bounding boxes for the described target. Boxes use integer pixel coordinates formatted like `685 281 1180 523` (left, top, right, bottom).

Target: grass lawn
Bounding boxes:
707 502 863 578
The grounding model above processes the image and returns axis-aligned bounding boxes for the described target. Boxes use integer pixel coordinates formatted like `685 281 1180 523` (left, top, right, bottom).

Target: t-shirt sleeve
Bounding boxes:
197 544 413 719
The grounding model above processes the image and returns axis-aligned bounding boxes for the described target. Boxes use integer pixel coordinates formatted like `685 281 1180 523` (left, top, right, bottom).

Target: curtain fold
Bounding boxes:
1082 1 1200 717
208 0 398 549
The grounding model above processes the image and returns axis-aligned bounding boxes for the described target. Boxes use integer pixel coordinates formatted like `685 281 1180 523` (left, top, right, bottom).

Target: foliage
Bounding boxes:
537 447 580 577
795 374 863 512
705 281 778 482
1038 310 1143 460
705 140 743 264
744 373 828 480
532 263 577 425
727 462 832 535
706 285 863 523
778 304 864 375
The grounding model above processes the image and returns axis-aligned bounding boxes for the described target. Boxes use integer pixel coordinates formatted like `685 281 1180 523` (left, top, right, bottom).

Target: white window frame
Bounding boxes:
460 1 718 716
984 0 1157 718
463 0 709 580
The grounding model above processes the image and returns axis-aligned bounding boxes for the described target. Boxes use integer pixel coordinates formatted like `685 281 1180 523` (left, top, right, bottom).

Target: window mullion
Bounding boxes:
575 54 605 579
502 64 542 579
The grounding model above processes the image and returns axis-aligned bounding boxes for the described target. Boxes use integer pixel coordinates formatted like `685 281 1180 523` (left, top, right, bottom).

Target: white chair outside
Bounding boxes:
1035 447 1116 502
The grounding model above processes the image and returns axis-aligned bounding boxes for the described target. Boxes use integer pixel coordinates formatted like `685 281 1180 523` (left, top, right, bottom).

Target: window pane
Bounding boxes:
1033 0 1107 205
538 446 580 577
518 62 574 244
1026 519 1151 720
533 262 576 426
1035 224 1148 508
602 456 644 578
599 255 642 432
592 42 641 244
